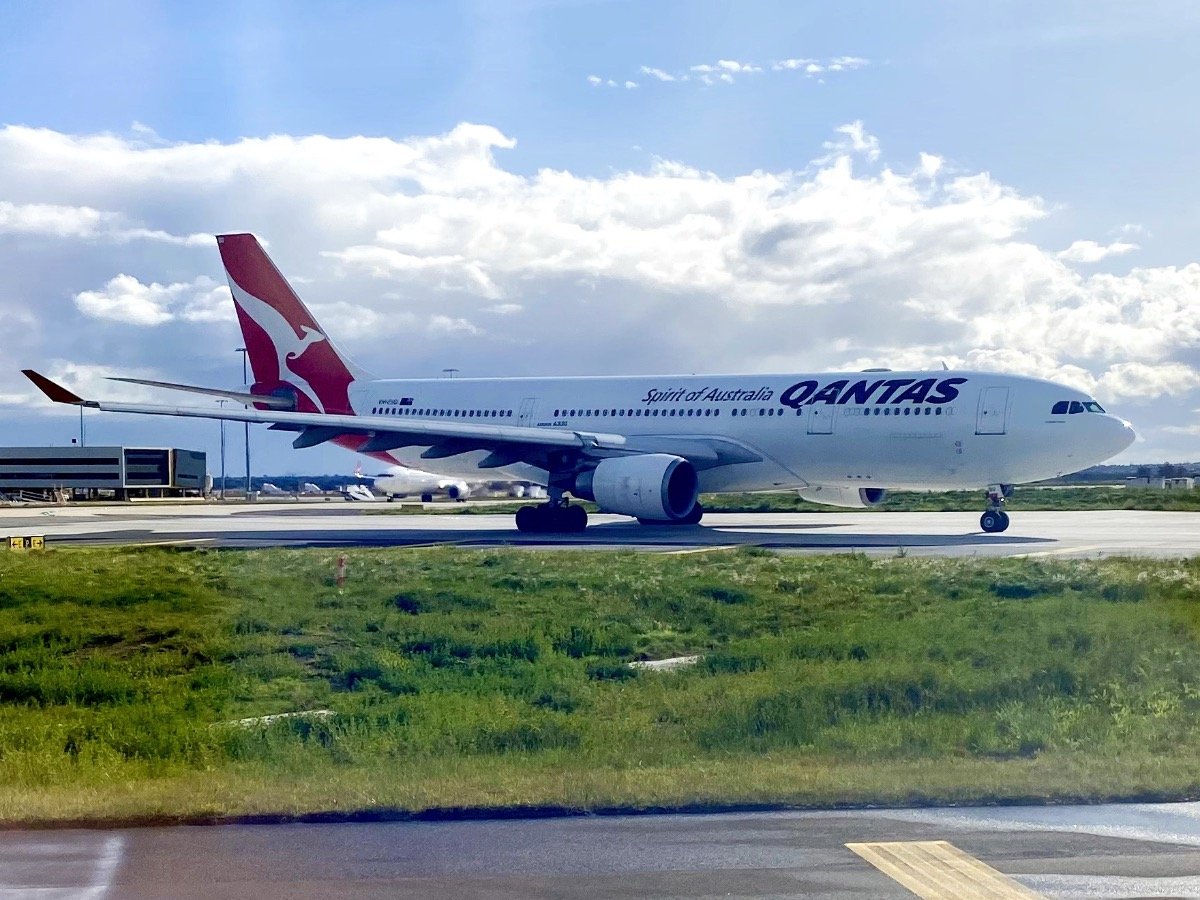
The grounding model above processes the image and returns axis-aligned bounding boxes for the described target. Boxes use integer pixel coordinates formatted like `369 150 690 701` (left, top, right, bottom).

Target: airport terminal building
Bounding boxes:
0 446 207 500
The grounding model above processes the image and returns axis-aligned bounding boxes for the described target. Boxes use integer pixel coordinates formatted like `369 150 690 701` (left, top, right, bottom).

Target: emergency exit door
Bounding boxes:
975 387 1009 434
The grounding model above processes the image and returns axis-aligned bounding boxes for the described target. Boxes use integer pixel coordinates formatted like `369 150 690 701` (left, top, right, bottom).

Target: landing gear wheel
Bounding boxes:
516 505 539 532
980 510 1010 533
516 503 589 533
566 504 588 532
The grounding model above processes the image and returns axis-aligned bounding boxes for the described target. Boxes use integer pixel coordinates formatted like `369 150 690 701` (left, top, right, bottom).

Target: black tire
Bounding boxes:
516 505 540 532
997 511 1011 532
420 492 433 503
980 510 1003 533
566 505 588 532
680 503 704 525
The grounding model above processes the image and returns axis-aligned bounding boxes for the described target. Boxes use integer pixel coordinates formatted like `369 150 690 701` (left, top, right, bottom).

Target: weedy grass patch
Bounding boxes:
2 547 1200 823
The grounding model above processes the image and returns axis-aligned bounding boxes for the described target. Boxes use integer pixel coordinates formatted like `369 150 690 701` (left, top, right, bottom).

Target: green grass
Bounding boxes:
702 486 1200 513
3 547 1200 824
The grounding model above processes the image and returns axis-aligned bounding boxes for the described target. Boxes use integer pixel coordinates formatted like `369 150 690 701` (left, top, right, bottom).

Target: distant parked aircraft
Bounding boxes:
356 463 471 502
340 483 379 502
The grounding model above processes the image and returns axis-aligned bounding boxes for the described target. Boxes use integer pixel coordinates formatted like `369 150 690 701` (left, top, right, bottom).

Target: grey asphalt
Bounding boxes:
6 803 1200 898
1 503 1198 556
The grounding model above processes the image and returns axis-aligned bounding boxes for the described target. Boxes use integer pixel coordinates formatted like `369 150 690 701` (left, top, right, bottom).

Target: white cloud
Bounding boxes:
74 274 230 326
1 120 1197 462
772 58 817 71
0 200 208 245
823 121 881 162
610 56 866 88
587 77 638 89
1095 362 1200 401
1057 239 1139 263
639 66 675 82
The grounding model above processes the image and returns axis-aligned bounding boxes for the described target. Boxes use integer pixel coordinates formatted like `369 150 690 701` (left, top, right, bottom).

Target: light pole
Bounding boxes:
217 399 227 499
236 347 250 498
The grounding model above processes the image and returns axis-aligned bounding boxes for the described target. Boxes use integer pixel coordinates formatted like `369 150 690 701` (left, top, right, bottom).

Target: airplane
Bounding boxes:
354 463 472 502
340 483 380 502
22 233 1137 534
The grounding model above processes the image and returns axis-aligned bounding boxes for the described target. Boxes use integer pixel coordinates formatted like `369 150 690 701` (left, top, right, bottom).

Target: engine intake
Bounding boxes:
796 485 887 508
575 454 699 521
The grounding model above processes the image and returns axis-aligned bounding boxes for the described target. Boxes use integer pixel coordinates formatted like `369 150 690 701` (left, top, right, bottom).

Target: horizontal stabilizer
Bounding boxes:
107 377 294 409
359 433 419 453
22 370 85 405
292 426 346 449
477 448 525 468
421 441 481 460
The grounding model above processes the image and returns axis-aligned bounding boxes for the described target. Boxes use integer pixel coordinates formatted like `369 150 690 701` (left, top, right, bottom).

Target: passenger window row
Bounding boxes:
553 408 722 418
371 407 514 418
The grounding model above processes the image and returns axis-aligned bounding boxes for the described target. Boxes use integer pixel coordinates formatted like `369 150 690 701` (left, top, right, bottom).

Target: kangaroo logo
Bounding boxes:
230 281 329 412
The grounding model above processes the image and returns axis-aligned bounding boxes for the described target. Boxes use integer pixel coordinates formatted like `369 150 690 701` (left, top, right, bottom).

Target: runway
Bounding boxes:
0 502 1197 556
5 802 1200 898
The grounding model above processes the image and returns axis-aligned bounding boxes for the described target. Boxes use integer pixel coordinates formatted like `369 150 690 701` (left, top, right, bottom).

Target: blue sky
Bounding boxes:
0 0 1197 474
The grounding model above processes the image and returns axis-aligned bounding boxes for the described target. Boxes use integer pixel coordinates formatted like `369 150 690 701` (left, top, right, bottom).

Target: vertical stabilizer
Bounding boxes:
217 233 370 414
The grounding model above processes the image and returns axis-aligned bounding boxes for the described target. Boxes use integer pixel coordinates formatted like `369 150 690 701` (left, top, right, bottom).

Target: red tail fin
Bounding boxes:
217 233 370 414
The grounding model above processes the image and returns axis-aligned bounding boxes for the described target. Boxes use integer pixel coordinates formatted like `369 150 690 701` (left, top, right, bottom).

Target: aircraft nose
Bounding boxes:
1104 416 1137 456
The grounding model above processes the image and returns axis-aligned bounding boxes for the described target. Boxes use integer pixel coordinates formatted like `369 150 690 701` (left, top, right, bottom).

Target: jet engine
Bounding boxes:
444 481 471 500
796 485 887 508
574 454 699 521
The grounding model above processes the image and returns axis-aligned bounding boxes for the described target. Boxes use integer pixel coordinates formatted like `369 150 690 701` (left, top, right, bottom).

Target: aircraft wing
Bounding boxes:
22 369 625 464
22 370 762 471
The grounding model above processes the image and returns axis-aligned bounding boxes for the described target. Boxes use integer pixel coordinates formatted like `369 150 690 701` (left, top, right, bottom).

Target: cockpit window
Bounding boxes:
1053 399 1106 415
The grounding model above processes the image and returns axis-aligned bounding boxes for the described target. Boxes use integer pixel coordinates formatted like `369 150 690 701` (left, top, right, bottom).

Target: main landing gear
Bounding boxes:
980 484 1013 533
515 490 588 533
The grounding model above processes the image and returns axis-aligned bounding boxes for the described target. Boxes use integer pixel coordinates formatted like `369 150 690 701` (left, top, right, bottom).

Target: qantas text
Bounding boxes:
640 377 966 409
779 377 967 408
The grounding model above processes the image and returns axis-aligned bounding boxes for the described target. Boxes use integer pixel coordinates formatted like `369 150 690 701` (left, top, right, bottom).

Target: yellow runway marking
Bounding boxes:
846 840 1043 899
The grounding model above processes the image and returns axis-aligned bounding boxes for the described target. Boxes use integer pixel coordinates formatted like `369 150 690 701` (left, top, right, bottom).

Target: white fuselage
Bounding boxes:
347 370 1135 492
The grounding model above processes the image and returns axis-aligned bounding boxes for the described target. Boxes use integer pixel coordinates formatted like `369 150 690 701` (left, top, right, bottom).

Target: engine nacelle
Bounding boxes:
445 482 470 500
796 485 887 508
575 454 699 520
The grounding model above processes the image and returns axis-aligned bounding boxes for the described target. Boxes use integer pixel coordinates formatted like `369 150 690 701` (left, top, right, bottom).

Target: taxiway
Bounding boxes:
0 503 1196 557
5 802 1200 898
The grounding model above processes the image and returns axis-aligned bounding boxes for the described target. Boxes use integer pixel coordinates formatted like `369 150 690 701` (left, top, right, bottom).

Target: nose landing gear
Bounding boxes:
980 484 1013 533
